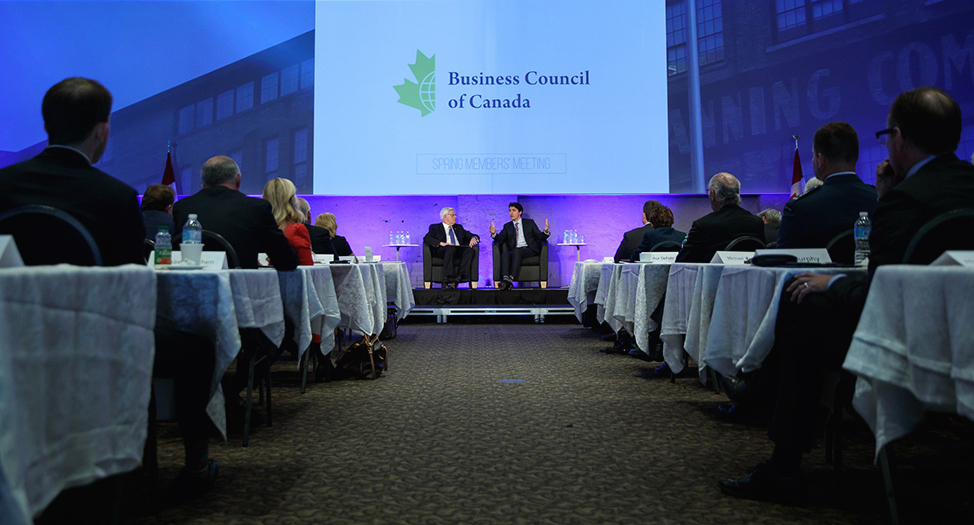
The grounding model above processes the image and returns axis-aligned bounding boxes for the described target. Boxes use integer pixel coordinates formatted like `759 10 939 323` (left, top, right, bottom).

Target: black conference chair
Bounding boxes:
492 242 548 288
902 208 974 264
825 229 854 265
650 241 683 252
202 229 241 269
423 242 479 289
0 205 102 266
724 235 766 252
143 238 155 264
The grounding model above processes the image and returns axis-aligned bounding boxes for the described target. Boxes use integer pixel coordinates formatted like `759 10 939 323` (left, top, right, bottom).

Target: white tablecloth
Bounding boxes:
381 261 415 319
156 269 284 438
567 261 604 322
844 265 974 459
0 265 156 524
593 263 622 328
661 263 864 381
329 263 386 336
622 263 671 352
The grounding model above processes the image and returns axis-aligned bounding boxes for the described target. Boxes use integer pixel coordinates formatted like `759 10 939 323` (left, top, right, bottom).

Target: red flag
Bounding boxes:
162 151 176 186
789 148 803 199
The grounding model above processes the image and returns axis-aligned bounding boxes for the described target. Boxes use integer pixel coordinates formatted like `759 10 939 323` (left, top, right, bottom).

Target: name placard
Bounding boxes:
149 250 227 270
710 251 752 265
754 248 832 264
931 251 974 267
639 251 678 264
0 235 24 268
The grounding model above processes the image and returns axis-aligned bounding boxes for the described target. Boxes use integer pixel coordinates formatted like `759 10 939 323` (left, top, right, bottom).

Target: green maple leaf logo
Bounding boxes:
394 50 435 116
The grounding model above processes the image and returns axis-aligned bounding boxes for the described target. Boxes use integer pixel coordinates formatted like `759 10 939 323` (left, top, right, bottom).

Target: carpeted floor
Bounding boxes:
120 323 972 524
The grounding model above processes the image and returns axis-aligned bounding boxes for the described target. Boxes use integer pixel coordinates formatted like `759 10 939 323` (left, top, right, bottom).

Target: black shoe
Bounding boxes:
629 348 652 361
653 363 671 377
721 375 750 403
170 459 220 502
717 403 747 422
600 333 617 342
445 281 458 289
718 462 807 506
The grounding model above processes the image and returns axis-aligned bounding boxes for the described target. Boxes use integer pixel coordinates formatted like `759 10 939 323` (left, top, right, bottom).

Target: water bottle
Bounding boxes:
182 213 202 244
854 211 871 266
406 231 411 244
154 226 172 266
563 230 569 244
389 231 394 245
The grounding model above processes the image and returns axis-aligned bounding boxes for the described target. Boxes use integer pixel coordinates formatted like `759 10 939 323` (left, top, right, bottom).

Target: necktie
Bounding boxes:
449 226 457 245
515 222 520 246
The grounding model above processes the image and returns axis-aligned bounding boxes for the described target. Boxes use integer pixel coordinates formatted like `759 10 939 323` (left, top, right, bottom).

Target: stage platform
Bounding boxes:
410 287 574 323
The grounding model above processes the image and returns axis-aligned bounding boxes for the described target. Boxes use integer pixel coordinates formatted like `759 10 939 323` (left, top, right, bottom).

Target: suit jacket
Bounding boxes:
0 147 145 266
630 227 687 261
827 153 974 310
777 173 877 249
307 224 336 255
614 224 653 262
142 209 175 241
172 185 297 270
492 218 549 253
676 204 765 263
331 235 353 256
423 222 479 249
283 222 314 266
763 223 779 245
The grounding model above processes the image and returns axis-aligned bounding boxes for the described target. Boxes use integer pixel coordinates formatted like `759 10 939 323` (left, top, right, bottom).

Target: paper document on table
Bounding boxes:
930 251 974 267
753 248 831 264
0 235 24 268
710 251 752 264
149 251 227 270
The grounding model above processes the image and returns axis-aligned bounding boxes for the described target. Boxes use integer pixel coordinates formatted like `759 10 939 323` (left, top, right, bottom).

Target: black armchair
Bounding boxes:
0 204 102 266
423 243 479 289
492 242 548 289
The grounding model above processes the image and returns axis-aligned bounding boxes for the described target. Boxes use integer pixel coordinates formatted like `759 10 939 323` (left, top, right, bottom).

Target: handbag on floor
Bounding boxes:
335 335 388 380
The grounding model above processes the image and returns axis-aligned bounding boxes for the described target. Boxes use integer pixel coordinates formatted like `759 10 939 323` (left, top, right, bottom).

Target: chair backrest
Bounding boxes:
649 241 683 252
724 235 765 252
825 229 854 265
902 208 974 264
492 241 548 283
143 238 155 264
0 205 102 266
202 229 241 268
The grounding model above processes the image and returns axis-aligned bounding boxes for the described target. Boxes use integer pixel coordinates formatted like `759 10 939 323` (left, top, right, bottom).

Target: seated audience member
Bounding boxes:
776 122 878 249
262 178 313 266
295 197 336 255
676 172 764 263
758 209 780 245
489 202 550 290
802 177 823 194
629 205 686 261
0 78 144 266
423 207 480 288
173 156 298 270
613 200 661 262
0 78 218 497
315 212 354 256
141 183 176 240
718 87 974 505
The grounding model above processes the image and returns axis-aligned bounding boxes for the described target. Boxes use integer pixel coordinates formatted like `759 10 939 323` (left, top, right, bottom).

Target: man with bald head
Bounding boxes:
676 172 764 263
172 156 297 270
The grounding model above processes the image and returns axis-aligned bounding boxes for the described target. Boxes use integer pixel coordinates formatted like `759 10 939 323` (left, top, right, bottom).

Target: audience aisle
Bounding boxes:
126 324 971 525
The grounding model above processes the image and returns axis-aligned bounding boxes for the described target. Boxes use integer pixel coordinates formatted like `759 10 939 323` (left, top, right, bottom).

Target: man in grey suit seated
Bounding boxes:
423 207 480 288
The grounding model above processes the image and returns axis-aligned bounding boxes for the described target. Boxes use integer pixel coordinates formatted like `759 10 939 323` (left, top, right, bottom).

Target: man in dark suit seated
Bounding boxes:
676 172 765 263
0 78 145 266
489 202 550 290
718 87 974 505
629 205 686 261
423 207 480 288
613 200 661 262
776 122 878 250
173 156 298 270
141 183 176 241
295 197 335 256
0 78 219 497
757 209 780 245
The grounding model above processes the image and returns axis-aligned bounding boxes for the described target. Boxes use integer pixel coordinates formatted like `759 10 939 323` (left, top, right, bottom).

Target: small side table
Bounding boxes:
383 244 419 260
557 242 586 261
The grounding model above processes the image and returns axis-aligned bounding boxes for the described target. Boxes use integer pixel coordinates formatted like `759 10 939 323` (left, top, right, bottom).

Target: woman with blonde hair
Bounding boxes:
261 178 314 265
314 212 353 256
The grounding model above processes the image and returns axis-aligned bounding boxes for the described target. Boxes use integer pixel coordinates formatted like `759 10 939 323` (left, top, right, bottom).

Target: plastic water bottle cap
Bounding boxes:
189 214 198 219
859 211 868 216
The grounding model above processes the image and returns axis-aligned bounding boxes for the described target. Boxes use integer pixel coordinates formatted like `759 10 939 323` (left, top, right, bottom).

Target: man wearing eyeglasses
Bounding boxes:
718 87 974 505
423 207 480 288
